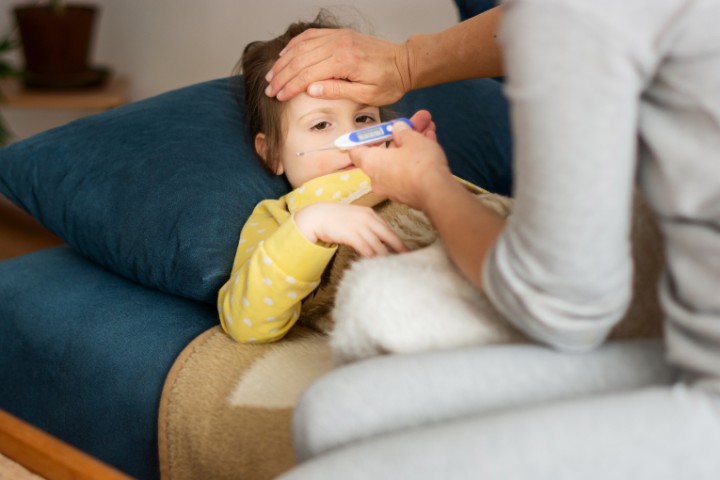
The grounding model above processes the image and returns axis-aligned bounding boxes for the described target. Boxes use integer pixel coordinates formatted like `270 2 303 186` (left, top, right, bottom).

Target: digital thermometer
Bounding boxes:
296 118 413 156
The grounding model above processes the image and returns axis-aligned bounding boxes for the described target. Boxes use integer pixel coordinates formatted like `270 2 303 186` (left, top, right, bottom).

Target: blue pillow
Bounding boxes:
453 0 498 20
0 77 510 303
395 79 511 196
0 78 290 302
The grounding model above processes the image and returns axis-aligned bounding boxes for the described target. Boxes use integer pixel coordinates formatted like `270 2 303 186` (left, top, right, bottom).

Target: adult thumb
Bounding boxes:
390 119 412 146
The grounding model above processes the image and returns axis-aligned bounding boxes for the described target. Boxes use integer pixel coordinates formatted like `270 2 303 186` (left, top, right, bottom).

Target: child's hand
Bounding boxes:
295 203 408 257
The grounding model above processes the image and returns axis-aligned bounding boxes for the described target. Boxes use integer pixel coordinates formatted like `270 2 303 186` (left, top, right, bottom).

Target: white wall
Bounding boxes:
0 0 458 140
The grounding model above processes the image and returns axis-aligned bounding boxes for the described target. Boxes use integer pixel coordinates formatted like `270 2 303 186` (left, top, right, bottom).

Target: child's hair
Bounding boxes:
235 10 344 175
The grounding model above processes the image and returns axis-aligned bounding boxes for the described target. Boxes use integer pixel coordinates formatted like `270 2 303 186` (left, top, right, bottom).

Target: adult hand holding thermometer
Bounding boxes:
296 118 413 156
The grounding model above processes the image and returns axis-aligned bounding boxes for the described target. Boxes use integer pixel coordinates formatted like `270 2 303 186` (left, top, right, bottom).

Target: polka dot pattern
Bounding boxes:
217 169 372 343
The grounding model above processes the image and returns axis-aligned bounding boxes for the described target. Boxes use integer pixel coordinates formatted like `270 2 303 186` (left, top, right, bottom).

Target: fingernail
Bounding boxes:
308 83 324 97
265 85 273 97
393 121 410 131
279 47 287 56
265 70 273 82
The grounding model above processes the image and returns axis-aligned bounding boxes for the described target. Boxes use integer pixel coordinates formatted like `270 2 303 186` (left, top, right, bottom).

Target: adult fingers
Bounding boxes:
389 119 414 147
266 30 344 99
305 80 379 104
348 146 392 187
423 125 438 142
268 29 338 77
409 110 438 141
409 110 432 132
278 28 333 57
348 145 371 169
271 53 344 101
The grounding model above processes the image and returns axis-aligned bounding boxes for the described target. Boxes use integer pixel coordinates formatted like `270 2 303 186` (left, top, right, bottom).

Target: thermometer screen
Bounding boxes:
356 127 385 141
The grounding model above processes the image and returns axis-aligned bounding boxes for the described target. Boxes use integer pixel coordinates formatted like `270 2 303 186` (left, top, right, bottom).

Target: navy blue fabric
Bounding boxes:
0 78 511 479
392 79 512 196
0 246 217 479
0 77 511 304
453 0 498 20
0 78 291 304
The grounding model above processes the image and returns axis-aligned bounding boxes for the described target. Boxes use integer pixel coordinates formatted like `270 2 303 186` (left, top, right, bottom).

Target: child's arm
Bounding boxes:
294 203 407 258
218 199 337 343
218 200 407 343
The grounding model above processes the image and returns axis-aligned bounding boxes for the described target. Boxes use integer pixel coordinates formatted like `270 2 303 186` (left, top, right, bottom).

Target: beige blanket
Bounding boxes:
158 326 333 480
157 189 663 479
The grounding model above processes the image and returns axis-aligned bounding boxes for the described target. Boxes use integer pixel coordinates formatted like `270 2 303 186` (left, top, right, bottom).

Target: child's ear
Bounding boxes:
254 133 284 175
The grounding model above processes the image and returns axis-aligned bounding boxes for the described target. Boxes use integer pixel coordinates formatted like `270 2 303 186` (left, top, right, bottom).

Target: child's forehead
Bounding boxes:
285 93 378 119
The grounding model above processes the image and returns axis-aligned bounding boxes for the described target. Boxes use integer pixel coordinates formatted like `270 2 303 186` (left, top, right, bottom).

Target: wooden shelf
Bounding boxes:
0 78 128 110
0 409 132 480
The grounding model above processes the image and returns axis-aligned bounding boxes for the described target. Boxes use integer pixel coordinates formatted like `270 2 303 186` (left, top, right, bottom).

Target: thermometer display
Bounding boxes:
296 118 412 156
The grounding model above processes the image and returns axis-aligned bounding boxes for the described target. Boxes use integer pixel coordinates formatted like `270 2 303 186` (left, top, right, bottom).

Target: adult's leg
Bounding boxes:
285 384 720 480
293 339 675 461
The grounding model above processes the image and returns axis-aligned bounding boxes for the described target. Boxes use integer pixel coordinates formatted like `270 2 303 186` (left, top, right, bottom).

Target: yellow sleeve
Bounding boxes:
217 199 337 343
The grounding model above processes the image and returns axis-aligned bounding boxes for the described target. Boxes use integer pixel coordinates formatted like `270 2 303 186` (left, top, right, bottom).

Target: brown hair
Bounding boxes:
235 11 344 174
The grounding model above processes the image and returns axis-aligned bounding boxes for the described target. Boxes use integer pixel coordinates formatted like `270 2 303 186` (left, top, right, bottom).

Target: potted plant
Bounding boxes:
13 0 107 89
0 30 22 145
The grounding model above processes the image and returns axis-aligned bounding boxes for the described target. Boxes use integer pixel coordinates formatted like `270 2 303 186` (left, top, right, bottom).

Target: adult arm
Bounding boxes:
354 0 645 352
482 0 645 351
265 6 503 103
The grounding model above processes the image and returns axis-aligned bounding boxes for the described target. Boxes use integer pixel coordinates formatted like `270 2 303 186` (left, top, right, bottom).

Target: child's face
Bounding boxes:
259 93 382 188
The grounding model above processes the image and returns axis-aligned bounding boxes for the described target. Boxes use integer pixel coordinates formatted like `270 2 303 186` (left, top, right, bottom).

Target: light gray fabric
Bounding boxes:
284 384 720 480
485 0 720 389
287 0 720 476
293 340 674 461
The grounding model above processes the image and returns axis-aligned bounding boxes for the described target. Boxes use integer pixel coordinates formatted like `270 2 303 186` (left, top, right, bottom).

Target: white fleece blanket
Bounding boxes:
330 193 664 364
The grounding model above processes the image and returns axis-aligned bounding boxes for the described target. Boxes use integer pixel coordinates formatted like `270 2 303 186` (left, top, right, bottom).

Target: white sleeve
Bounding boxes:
483 0 647 351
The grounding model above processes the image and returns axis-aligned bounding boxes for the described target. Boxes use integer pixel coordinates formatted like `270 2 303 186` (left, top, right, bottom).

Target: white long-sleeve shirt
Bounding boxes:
485 0 720 389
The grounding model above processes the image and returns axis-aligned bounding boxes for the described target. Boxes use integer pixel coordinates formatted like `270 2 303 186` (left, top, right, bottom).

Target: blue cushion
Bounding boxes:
453 0 498 20
394 79 512 196
0 246 218 479
0 77 511 303
0 78 290 303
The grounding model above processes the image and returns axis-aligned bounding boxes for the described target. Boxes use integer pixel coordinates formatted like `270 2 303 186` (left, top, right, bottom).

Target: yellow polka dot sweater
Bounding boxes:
217 168 374 343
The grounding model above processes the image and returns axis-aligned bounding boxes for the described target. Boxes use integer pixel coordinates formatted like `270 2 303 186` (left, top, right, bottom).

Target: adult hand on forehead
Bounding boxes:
264 28 412 105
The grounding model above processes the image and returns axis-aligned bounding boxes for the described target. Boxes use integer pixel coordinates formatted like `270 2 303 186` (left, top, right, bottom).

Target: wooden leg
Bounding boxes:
0 410 132 480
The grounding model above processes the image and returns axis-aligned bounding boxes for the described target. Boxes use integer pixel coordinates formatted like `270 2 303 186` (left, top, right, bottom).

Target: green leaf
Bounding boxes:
0 38 19 54
50 0 67 15
0 61 22 78
0 116 13 146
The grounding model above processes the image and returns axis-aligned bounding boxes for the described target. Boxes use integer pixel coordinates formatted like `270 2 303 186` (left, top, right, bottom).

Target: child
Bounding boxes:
217 12 414 344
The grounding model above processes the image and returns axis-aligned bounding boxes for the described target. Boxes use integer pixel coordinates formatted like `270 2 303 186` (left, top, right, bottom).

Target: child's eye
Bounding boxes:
311 121 331 131
356 114 377 124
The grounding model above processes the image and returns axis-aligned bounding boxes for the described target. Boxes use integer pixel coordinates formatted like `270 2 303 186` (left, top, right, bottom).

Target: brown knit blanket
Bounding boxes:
158 326 332 480
157 189 663 479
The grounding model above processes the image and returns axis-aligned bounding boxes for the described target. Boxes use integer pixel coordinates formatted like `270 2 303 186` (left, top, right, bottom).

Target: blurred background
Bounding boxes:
0 0 458 141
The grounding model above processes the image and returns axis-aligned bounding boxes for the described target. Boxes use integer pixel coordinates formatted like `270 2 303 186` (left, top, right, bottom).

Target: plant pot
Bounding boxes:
14 3 108 88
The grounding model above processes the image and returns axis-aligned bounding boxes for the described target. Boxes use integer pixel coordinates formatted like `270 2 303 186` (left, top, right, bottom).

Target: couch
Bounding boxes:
0 70 513 478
